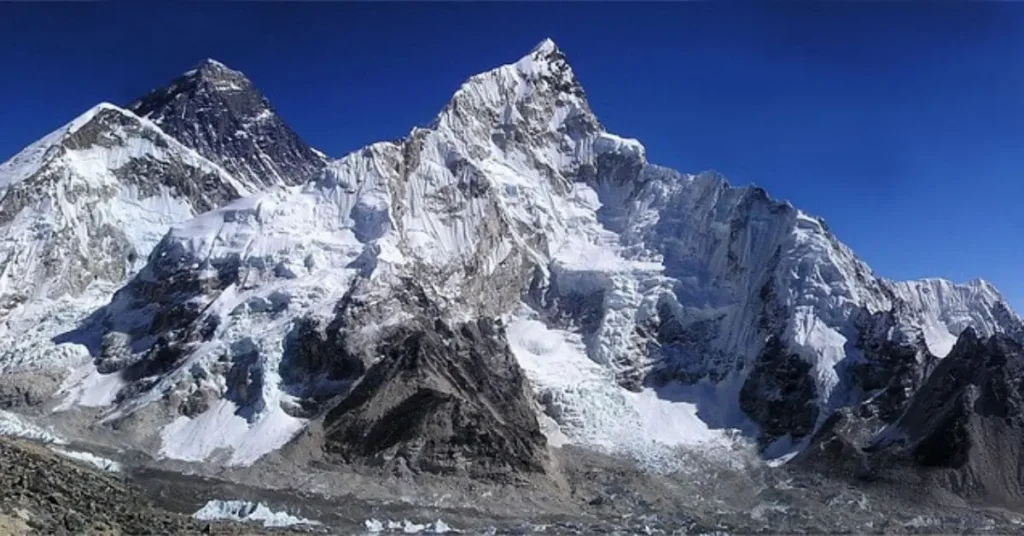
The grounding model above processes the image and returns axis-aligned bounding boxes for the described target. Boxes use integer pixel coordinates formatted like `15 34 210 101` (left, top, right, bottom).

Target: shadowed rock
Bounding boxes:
317 316 548 482
130 59 326 187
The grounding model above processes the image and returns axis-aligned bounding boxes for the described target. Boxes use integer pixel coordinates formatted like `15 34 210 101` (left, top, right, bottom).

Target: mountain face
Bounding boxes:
796 328 1024 506
1 40 1022 498
129 59 327 188
0 61 326 397
875 329 1024 504
0 102 252 377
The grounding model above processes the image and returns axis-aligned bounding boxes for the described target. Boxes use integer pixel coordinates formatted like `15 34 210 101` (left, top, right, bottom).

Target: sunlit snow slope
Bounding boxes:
0 102 249 375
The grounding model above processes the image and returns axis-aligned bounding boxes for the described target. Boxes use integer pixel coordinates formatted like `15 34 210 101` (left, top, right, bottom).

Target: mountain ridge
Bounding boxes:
0 41 1021 507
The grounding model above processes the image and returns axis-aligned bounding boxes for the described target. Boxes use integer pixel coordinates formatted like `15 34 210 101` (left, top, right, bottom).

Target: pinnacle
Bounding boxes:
196 58 232 72
186 58 246 83
530 38 560 56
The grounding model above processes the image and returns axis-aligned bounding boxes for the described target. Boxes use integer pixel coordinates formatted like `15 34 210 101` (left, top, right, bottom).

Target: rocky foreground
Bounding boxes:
0 437 313 535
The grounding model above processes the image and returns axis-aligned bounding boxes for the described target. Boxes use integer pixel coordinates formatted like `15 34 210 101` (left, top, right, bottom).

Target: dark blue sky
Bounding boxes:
2 3 1023 308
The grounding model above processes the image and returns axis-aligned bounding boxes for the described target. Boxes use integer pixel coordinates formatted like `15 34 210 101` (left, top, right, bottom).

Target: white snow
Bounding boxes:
364 518 455 534
890 277 1009 357
0 410 64 444
507 310 739 470
54 362 126 411
159 399 304 466
192 500 319 528
51 447 122 472
592 132 645 162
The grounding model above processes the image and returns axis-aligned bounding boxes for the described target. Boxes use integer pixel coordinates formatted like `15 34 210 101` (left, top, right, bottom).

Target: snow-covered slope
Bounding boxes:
0 59 324 383
10 40 1022 472
0 102 251 374
890 278 1010 357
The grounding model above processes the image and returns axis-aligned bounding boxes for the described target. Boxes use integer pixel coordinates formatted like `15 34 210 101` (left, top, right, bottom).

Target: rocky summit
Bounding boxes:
1 40 1024 533
130 59 326 189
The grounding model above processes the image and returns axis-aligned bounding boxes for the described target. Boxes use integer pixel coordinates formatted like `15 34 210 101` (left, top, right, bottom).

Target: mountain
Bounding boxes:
1 40 1021 501
0 61 329 407
795 327 1024 507
0 102 249 377
129 59 327 188
872 328 1024 504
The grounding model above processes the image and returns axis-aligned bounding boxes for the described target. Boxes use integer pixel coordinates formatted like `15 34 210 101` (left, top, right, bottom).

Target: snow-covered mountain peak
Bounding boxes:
66 102 123 131
530 37 560 55
186 58 259 97
0 100 250 368
0 102 246 202
889 277 1018 357
158 58 252 97
129 60 326 187
437 37 596 137
0 102 132 191
965 277 1002 297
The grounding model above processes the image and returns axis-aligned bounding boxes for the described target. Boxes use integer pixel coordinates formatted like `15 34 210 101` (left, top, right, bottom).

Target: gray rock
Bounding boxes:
0 437 302 535
739 335 819 447
315 310 549 482
0 372 61 409
129 59 326 188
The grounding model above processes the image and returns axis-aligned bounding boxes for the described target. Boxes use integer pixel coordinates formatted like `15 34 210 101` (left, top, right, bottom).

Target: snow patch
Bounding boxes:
159 399 304 466
0 410 64 444
51 447 122 472
192 500 319 528
54 362 126 411
364 518 455 534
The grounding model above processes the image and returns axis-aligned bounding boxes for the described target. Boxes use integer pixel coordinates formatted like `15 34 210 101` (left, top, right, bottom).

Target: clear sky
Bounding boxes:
2 3 1023 309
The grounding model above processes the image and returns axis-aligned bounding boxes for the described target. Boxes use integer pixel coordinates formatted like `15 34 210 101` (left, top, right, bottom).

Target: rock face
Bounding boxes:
869 329 1024 503
318 313 548 481
0 102 252 376
793 328 1024 504
1 39 1022 495
130 59 326 188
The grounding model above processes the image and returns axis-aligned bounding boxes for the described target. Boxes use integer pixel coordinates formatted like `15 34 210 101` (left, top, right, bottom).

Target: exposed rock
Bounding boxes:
0 437 301 535
317 314 548 482
870 329 1024 504
740 335 819 447
130 59 326 187
792 403 888 482
795 329 1024 508
0 372 62 409
848 305 937 423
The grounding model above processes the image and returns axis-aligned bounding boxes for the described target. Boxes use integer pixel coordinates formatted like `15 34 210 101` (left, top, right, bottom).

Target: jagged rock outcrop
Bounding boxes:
130 59 326 187
316 313 547 481
871 329 1024 503
738 335 819 447
795 328 1024 506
